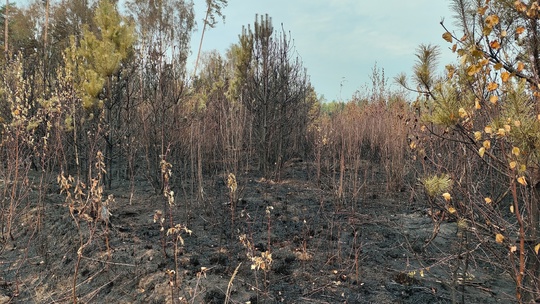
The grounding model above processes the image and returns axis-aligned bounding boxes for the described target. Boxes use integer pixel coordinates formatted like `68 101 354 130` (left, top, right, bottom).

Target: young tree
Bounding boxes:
193 0 228 76
126 0 195 192
67 0 135 187
236 14 312 176
400 0 540 301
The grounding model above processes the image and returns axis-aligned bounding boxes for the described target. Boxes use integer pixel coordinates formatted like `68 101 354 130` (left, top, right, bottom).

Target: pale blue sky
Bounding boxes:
189 0 456 101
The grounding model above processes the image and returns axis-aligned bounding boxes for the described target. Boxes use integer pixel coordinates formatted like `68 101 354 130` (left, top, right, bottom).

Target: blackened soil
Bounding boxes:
0 162 516 303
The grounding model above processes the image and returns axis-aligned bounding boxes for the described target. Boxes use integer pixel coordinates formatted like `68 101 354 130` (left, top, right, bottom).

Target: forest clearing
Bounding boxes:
2 0 540 303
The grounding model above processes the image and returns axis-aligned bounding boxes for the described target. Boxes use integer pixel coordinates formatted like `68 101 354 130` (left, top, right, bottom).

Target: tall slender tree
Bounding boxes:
67 0 135 188
236 14 311 176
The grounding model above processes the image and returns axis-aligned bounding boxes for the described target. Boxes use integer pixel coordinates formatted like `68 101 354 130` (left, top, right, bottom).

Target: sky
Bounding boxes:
188 0 457 102
15 0 457 101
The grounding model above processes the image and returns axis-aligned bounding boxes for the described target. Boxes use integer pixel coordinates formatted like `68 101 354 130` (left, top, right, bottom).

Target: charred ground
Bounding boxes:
0 160 516 304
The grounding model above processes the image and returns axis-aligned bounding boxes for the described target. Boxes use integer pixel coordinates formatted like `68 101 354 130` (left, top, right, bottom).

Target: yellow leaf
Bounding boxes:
497 128 506 137
501 30 507 37
485 15 500 28
489 40 500 49
489 95 499 104
420 269 424 277
487 82 499 91
442 192 452 202
520 164 527 173
475 99 481 109
518 176 528 186
485 197 492 204
516 26 526 34
510 205 514 213
494 62 503 70
514 120 521 127
504 124 511 132
442 32 453 43
511 245 517 253
510 161 517 170
496 233 504 244
409 141 417 149
535 243 540 254
447 206 457 214
467 64 482 76
458 108 468 118
512 147 520 156
485 125 493 134
479 147 486 158
515 1 527 13
474 131 482 141
483 140 491 149
501 71 510 82
517 61 525 72
478 6 488 15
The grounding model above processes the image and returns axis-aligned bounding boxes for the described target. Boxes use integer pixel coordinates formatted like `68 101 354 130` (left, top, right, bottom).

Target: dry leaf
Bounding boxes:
447 206 457 214
485 197 492 204
483 140 491 149
501 71 510 82
515 1 527 13
485 15 500 28
442 32 453 43
442 192 452 202
474 131 482 141
517 176 527 186
495 233 505 244
517 61 525 72
458 108 468 118
489 40 500 49
479 147 486 158
489 95 499 104
510 161 517 170
512 147 520 156
478 6 488 15
475 99 481 109
467 64 482 76
535 243 540 254
487 82 499 91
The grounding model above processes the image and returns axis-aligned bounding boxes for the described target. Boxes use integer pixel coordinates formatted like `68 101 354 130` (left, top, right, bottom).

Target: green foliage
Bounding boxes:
422 81 471 126
320 101 345 116
68 0 135 110
421 174 453 198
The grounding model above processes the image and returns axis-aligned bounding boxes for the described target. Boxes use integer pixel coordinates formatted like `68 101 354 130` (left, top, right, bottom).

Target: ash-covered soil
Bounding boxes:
0 161 516 303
